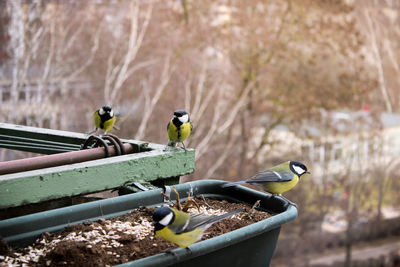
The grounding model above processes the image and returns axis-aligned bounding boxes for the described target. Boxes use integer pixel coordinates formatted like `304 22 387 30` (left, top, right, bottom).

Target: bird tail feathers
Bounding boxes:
207 208 245 225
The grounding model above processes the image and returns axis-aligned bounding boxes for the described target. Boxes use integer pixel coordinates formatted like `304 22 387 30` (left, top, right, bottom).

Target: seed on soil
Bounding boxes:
0 198 272 266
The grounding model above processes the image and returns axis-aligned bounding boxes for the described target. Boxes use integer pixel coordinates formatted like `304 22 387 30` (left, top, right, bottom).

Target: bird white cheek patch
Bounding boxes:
99 108 105 115
179 114 189 123
159 213 174 226
110 110 114 117
293 165 305 175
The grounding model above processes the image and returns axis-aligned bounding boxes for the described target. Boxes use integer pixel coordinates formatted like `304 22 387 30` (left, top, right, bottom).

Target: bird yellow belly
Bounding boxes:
102 116 116 132
168 121 191 142
156 227 204 248
262 175 299 194
93 112 116 132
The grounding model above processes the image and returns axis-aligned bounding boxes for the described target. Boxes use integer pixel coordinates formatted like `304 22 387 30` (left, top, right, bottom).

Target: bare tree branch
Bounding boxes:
217 81 253 134
109 2 153 104
364 8 393 113
135 55 175 140
204 131 237 178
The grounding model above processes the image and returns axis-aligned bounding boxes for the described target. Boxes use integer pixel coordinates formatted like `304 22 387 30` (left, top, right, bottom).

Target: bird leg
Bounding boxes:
86 128 98 135
181 142 187 152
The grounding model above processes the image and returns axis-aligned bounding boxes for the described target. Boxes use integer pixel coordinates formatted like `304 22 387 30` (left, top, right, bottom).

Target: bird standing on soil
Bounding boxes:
167 110 193 150
222 161 310 206
153 206 244 248
89 105 117 135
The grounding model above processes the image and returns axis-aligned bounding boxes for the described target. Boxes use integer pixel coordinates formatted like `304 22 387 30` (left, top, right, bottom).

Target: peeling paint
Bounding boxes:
0 150 195 209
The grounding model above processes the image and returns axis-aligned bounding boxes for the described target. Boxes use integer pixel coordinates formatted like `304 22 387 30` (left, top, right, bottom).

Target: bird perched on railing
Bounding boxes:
153 206 244 248
222 161 310 207
167 110 193 150
88 105 117 135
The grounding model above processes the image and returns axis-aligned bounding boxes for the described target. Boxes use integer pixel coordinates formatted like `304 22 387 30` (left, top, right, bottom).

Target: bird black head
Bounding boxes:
98 105 114 118
289 161 310 177
173 110 190 124
174 110 188 117
153 206 175 232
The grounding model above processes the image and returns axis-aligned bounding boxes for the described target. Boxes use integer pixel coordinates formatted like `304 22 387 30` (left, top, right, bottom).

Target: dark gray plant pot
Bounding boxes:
0 180 297 267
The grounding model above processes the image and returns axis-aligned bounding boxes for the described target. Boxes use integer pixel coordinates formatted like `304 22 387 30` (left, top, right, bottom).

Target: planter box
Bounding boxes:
0 180 297 267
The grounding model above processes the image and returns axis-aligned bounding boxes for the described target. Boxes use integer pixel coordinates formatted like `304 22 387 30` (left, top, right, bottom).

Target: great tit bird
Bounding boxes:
153 206 244 248
167 110 193 150
222 161 310 206
90 105 116 135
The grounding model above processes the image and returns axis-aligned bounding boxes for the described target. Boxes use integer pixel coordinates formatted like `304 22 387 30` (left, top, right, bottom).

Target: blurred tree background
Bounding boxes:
1 0 400 266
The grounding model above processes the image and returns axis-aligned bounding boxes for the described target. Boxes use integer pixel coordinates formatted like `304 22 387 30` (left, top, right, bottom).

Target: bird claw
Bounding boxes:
185 246 192 255
86 129 98 135
285 200 298 208
163 247 191 260
272 195 297 209
180 142 188 152
163 248 179 258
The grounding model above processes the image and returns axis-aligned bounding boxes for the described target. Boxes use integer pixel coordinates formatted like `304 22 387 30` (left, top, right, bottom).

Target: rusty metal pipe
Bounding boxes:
0 143 135 175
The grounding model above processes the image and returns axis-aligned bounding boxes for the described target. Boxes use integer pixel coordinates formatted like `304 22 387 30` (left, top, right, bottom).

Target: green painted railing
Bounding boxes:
0 123 195 209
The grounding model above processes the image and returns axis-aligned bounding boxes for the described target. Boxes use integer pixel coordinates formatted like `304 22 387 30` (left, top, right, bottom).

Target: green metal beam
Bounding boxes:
0 123 195 209
0 123 153 154
0 134 80 154
0 148 195 209
0 123 87 153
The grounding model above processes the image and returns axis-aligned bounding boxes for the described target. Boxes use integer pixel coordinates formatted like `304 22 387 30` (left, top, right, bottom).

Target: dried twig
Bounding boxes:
199 194 212 209
182 192 201 213
172 187 182 211
249 200 261 214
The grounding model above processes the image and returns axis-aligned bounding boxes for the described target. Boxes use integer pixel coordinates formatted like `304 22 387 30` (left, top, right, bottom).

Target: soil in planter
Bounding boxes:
0 198 272 266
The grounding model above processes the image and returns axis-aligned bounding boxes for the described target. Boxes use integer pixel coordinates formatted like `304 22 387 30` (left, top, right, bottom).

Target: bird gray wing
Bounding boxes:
173 209 244 234
167 213 209 234
245 170 294 183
